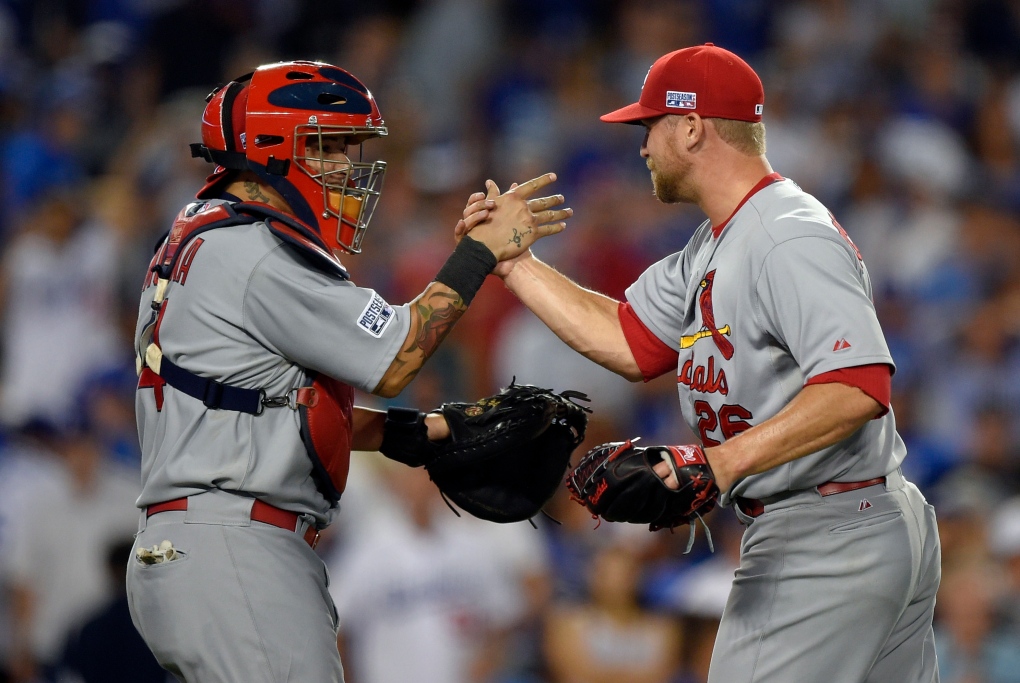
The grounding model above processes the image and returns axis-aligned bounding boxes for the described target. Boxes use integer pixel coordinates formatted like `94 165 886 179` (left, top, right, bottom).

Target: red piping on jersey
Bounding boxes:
805 363 892 418
618 302 679 381
712 172 784 239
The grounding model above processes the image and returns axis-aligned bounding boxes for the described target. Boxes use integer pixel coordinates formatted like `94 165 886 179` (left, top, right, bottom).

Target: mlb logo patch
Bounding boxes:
357 293 394 337
666 91 697 109
755 104 764 116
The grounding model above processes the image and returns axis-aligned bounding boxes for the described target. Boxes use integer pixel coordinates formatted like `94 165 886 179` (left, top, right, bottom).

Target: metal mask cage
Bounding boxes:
293 122 387 254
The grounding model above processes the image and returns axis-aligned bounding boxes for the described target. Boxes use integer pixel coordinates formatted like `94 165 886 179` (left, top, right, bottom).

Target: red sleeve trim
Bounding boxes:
618 302 679 382
805 363 892 418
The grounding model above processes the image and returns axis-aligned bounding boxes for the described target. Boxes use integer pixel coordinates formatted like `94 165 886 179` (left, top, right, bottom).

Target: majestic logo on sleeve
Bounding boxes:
679 271 734 359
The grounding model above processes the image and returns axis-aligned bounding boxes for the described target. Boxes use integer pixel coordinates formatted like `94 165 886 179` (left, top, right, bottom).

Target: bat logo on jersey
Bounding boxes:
679 270 734 359
680 324 731 349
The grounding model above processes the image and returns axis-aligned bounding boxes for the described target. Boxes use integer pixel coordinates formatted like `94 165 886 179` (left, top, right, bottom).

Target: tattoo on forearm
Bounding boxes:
243 180 272 204
378 286 467 393
403 290 465 358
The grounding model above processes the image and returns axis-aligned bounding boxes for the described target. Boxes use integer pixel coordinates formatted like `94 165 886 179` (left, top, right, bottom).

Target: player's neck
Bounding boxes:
223 174 293 213
698 155 774 228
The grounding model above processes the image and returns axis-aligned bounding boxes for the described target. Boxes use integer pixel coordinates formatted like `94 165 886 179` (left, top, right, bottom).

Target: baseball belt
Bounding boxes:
735 476 887 519
146 497 320 549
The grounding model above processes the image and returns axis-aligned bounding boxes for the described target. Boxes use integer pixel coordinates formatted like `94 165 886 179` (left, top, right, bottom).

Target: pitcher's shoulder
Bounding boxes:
748 180 845 246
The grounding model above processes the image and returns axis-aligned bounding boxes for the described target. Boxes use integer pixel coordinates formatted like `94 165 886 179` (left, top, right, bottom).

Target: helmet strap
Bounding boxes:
248 161 320 230
190 144 247 170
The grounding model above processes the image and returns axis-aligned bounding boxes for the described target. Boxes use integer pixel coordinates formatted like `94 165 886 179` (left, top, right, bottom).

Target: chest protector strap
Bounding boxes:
137 200 354 505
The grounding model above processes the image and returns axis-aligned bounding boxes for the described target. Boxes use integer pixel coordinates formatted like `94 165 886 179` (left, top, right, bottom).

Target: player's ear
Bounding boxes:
684 114 705 150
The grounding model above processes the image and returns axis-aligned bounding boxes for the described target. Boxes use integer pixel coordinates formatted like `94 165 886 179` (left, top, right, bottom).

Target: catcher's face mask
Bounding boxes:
294 125 386 255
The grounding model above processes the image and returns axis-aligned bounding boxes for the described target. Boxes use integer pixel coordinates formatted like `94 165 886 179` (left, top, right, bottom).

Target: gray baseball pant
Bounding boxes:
709 469 941 683
126 490 344 682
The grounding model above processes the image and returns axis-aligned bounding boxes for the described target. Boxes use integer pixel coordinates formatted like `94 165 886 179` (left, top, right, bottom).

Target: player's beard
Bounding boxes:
648 143 699 205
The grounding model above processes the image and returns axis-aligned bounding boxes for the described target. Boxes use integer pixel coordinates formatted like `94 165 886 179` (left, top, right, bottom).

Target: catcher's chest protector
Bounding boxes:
297 375 354 502
137 200 354 504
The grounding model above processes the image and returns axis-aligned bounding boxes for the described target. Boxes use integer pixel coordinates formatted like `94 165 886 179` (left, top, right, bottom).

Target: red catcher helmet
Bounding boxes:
191 61 387 255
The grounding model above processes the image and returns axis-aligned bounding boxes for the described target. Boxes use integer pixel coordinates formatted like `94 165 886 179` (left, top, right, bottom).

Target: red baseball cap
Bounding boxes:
601 43 764 124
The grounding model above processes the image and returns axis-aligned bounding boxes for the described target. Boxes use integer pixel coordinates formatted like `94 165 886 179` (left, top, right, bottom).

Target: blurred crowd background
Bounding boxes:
1 0 1020 681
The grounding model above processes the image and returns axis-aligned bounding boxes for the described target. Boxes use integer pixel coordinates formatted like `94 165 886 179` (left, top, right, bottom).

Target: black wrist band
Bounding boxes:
384 406 426 430
379 407 430 468
434 236 497 305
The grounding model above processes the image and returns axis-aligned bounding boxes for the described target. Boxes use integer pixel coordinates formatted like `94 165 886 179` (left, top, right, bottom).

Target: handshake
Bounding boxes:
452 173 573 277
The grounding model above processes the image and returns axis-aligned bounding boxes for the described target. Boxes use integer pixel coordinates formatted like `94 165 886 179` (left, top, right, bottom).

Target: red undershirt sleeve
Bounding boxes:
804 363 892 418
618 302 679 382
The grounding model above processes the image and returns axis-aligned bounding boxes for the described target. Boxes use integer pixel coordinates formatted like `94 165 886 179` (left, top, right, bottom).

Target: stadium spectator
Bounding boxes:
544 542 681 683
328 461 548 683
934 562 1020 683
0 186 121 429
2 428 138 682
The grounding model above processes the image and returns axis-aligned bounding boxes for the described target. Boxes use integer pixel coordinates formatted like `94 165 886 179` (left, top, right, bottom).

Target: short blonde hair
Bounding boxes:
707 118 766 156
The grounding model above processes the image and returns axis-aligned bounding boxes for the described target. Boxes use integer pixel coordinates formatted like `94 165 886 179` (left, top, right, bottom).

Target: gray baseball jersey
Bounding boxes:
626 175 940 683
626 174 903 503
134 199 409 526
130 199 416 681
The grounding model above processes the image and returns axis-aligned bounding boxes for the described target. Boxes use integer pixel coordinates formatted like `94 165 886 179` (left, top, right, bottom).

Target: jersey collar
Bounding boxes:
712 172 784 239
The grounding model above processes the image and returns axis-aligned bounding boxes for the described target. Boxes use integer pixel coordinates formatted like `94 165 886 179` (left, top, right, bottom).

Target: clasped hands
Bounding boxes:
454 173 572 273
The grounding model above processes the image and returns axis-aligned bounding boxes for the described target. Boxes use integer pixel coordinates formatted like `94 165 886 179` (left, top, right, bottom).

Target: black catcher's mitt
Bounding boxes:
380 382 591 523
566 439 719 549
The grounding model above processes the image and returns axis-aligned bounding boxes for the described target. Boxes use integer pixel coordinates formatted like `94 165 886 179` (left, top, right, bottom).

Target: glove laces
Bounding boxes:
683 511 715 555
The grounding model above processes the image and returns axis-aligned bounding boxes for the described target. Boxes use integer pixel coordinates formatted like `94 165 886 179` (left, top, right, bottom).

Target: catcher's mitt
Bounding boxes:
380 382 591 523
566 439 719 552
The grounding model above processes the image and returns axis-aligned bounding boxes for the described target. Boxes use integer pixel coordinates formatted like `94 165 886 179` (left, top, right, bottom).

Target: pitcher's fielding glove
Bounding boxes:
566 439 719 552
380 382 591 523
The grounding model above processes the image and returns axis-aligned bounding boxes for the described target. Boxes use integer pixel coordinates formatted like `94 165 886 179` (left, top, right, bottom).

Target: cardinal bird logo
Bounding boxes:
680 270 734 359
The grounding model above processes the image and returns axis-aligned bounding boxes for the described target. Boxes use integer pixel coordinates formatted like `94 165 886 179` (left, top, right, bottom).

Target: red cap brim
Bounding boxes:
600 101 663 124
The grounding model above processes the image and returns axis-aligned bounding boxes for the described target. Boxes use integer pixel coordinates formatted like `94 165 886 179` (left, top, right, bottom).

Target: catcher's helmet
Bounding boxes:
191 61 387 255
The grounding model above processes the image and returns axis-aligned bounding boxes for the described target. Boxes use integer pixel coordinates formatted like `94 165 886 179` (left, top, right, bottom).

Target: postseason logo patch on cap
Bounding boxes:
357 293 394 337
666 91 697 109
